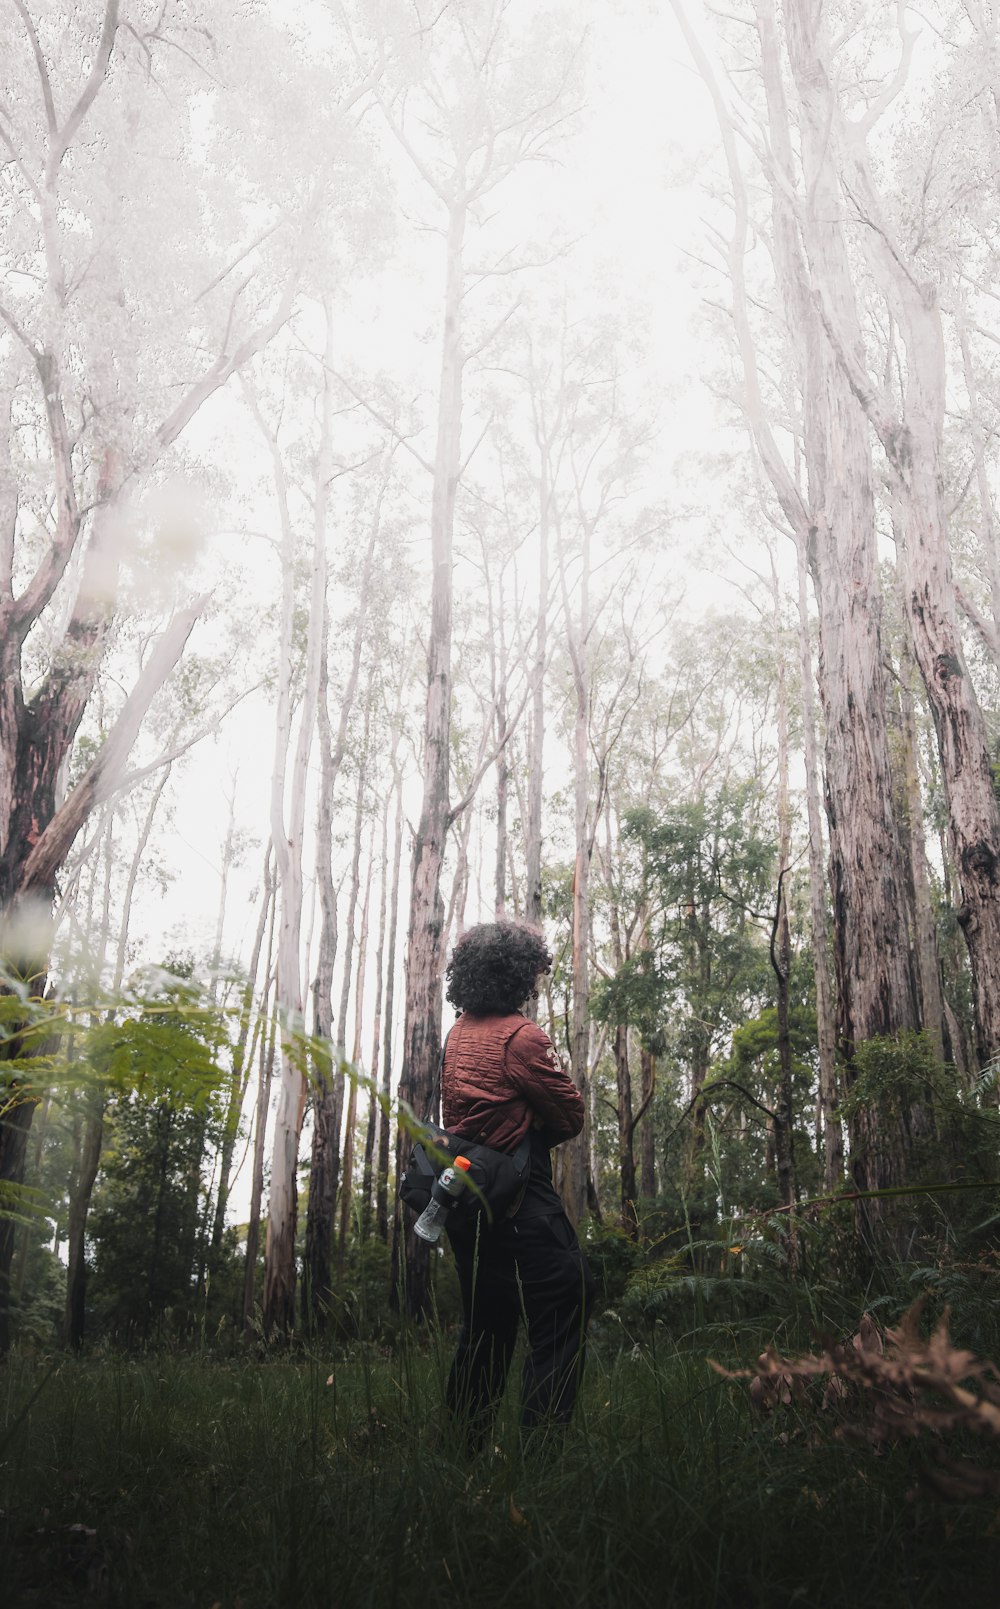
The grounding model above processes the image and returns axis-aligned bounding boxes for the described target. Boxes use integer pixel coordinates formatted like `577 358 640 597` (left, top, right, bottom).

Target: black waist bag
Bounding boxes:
399 1122 532 1226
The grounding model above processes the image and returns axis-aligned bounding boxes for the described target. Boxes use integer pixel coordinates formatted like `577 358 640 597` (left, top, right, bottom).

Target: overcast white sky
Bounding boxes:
132 2 725 963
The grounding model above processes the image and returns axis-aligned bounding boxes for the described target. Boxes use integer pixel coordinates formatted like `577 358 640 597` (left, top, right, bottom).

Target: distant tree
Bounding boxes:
337 0 586 1317
302 445 390 1334
77 966 228 1343
608 783 778 1203
248 347 330 1340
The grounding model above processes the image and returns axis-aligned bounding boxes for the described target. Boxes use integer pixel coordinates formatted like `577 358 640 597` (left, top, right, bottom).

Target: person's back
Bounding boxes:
444 1005 582 1134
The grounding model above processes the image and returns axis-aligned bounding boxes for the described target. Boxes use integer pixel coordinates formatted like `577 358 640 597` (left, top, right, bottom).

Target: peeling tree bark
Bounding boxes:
785 1 1000 1070
956 311 1000 652
895 632 946 1068
674 0 920 1213
776 1 919 1061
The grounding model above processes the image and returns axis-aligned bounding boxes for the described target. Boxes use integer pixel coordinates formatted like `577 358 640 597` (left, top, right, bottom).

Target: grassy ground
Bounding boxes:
2 1314 999 1609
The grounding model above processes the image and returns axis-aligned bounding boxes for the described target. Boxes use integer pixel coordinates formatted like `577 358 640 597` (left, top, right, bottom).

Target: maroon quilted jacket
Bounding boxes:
441 1011 584 1153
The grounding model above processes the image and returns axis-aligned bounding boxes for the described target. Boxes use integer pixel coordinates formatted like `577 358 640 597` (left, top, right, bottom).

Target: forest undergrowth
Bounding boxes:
3 1261 1000 1609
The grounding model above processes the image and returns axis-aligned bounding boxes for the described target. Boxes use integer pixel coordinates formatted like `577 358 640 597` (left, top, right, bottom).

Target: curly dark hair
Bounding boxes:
445 920 553 1016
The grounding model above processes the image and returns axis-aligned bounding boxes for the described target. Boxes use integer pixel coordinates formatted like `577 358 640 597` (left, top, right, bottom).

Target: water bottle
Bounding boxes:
413 1156 472 1243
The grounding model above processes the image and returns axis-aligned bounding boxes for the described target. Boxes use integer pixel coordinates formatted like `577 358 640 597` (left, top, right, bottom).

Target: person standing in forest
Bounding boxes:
439 921 595 1452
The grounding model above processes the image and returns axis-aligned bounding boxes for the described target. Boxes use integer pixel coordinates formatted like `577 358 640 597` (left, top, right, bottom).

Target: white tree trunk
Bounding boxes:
257 365 329 1337
397 199 465 1317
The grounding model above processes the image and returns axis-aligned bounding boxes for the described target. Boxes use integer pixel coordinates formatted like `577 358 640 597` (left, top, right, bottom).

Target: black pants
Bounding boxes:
445 1209 596 1448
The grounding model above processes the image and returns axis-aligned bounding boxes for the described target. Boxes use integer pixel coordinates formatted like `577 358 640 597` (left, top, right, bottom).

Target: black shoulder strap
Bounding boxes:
512 1132 532 1168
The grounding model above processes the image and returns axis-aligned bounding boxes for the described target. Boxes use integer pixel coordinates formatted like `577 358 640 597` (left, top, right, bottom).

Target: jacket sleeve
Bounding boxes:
506 1021 585 1142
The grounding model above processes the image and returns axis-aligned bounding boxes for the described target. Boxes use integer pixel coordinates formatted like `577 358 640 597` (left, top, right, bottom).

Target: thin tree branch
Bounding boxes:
853 2 919 139
152 274 299 457
0 297 38 355
446 674 533 827
462 299 521 365
11 356 86 637
458 409 495 478
51 0 120 170
17 594 209 897
193 217 286 304
12 0 58 139
662 1079 777 1153
316 362 434 475
956 582 1000 661
0 118 44 206
113 680 264 798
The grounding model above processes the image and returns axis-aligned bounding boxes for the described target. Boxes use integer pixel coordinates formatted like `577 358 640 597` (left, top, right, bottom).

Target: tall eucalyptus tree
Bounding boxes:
780 1 1000 1071
0 0 334 1344
670 0 923 1207
339 0 585 1315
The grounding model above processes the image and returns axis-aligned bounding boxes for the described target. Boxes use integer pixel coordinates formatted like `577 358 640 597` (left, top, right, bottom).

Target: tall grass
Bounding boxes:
3 1312 999 1609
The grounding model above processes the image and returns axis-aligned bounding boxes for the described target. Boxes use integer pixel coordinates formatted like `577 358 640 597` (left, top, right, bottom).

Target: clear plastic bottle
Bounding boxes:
413 1156 472 1243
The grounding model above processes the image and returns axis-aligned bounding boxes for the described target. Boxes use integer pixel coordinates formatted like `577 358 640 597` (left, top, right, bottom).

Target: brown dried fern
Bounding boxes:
714 1301 1000 1498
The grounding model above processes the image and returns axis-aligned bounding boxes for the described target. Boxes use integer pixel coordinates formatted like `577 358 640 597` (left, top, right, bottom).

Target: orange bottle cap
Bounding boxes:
454 1156 472 1171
